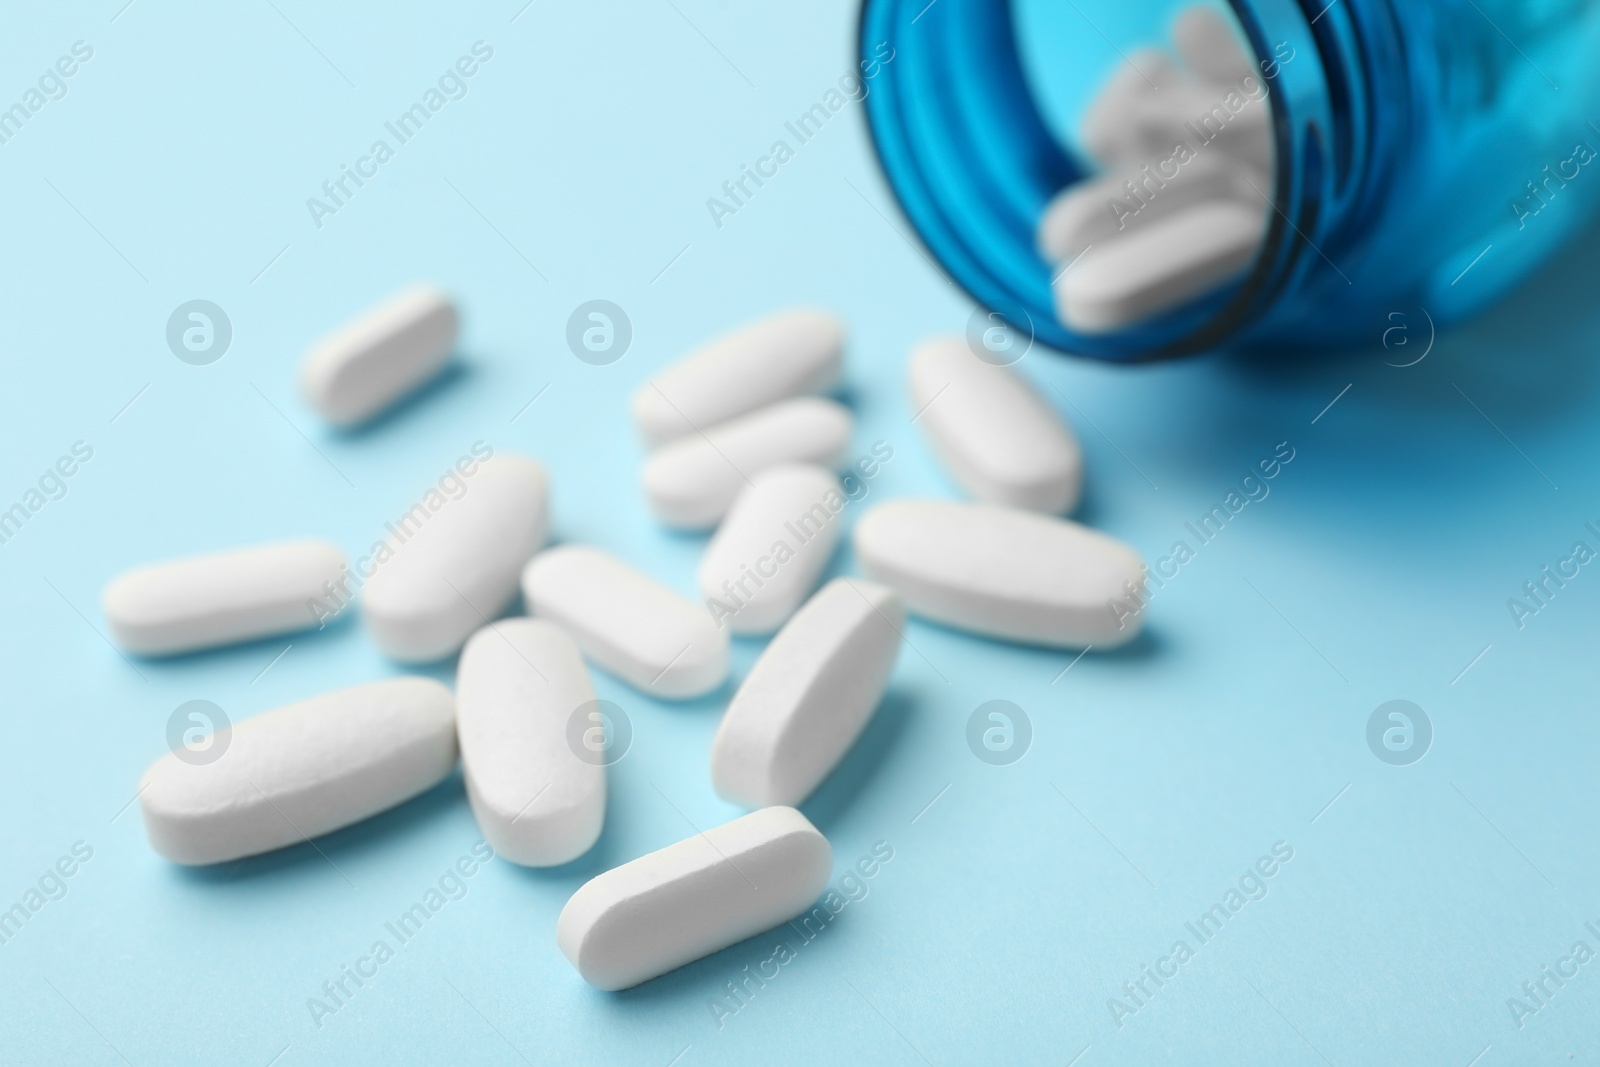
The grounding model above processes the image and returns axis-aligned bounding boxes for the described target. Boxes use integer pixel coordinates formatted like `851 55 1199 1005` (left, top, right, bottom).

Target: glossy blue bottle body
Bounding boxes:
859 0 1600 359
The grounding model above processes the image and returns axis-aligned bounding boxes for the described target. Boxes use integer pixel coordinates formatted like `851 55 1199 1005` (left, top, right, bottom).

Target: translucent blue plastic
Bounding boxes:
859 0 1600 360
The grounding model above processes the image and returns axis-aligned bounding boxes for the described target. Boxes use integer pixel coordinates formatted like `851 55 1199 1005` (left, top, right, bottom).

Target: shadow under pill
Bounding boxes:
167 771 467 887
801 687 915 836
902 613 1164 666
328 359 473 440
499 825 624 886
657 673 738 715
655 524 716 546
1091 624 1163 664
390 654 460 689
602 906 853 1009
1062 481 1105 528
131 614 359 681
828 381 862 412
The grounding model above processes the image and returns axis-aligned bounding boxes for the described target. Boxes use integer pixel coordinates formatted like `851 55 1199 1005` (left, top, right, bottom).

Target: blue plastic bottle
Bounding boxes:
859 0 1600 359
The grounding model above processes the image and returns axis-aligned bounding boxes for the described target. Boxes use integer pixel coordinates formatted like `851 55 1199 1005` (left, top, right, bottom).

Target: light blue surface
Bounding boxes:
2 2 1599 1064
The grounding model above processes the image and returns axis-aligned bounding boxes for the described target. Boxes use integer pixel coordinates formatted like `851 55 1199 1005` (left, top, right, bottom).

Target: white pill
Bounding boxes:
456 619 605 866
698 464 845 635
521 545 728 699
102 539 347 656
1056 199 1267 333
362 452 549 663
641 398 854 529
630 309 844 445
854 499 1146 648
907 337 1082 514
711 578 903 808
1037 155 1257 266
140 678 457 865
557 806 831 990
1082 64 1271 175
1173 5 1256 87
1162 86 1274 176
300 286 459 427
1079 48 1185 166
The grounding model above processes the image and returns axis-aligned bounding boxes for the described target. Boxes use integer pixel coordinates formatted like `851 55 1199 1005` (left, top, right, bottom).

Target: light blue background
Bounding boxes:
2 2 1599 1064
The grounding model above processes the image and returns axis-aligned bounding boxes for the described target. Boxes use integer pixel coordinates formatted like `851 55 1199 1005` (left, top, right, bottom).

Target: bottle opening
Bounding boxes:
860 0 1306 361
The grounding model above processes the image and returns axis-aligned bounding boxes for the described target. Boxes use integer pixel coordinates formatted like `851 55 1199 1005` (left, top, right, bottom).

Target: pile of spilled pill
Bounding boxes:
102 7 1279 991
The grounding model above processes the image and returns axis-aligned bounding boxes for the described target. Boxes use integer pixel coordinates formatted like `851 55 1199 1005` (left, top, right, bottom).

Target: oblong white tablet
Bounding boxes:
1079 48 1185 167
456 619 605 866
300 286 459 427
908 337 1082 514
630 309 844 445
362 452 549 663
1081 53 1271 176
698 464 844 635
102 539 347 656
557 806 831 990
1037 156 1256 266
853 499 1146 648
140 678 457 865
521 545 728 699
1056 200 1267 333
1168 86 1274 176
1173 5 1256 87
711 578 903 808
641 398 854 529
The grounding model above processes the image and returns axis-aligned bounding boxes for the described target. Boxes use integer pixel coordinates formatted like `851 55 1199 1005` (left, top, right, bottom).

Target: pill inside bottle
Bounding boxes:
1021 2 1277 335
864 0 1600 358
